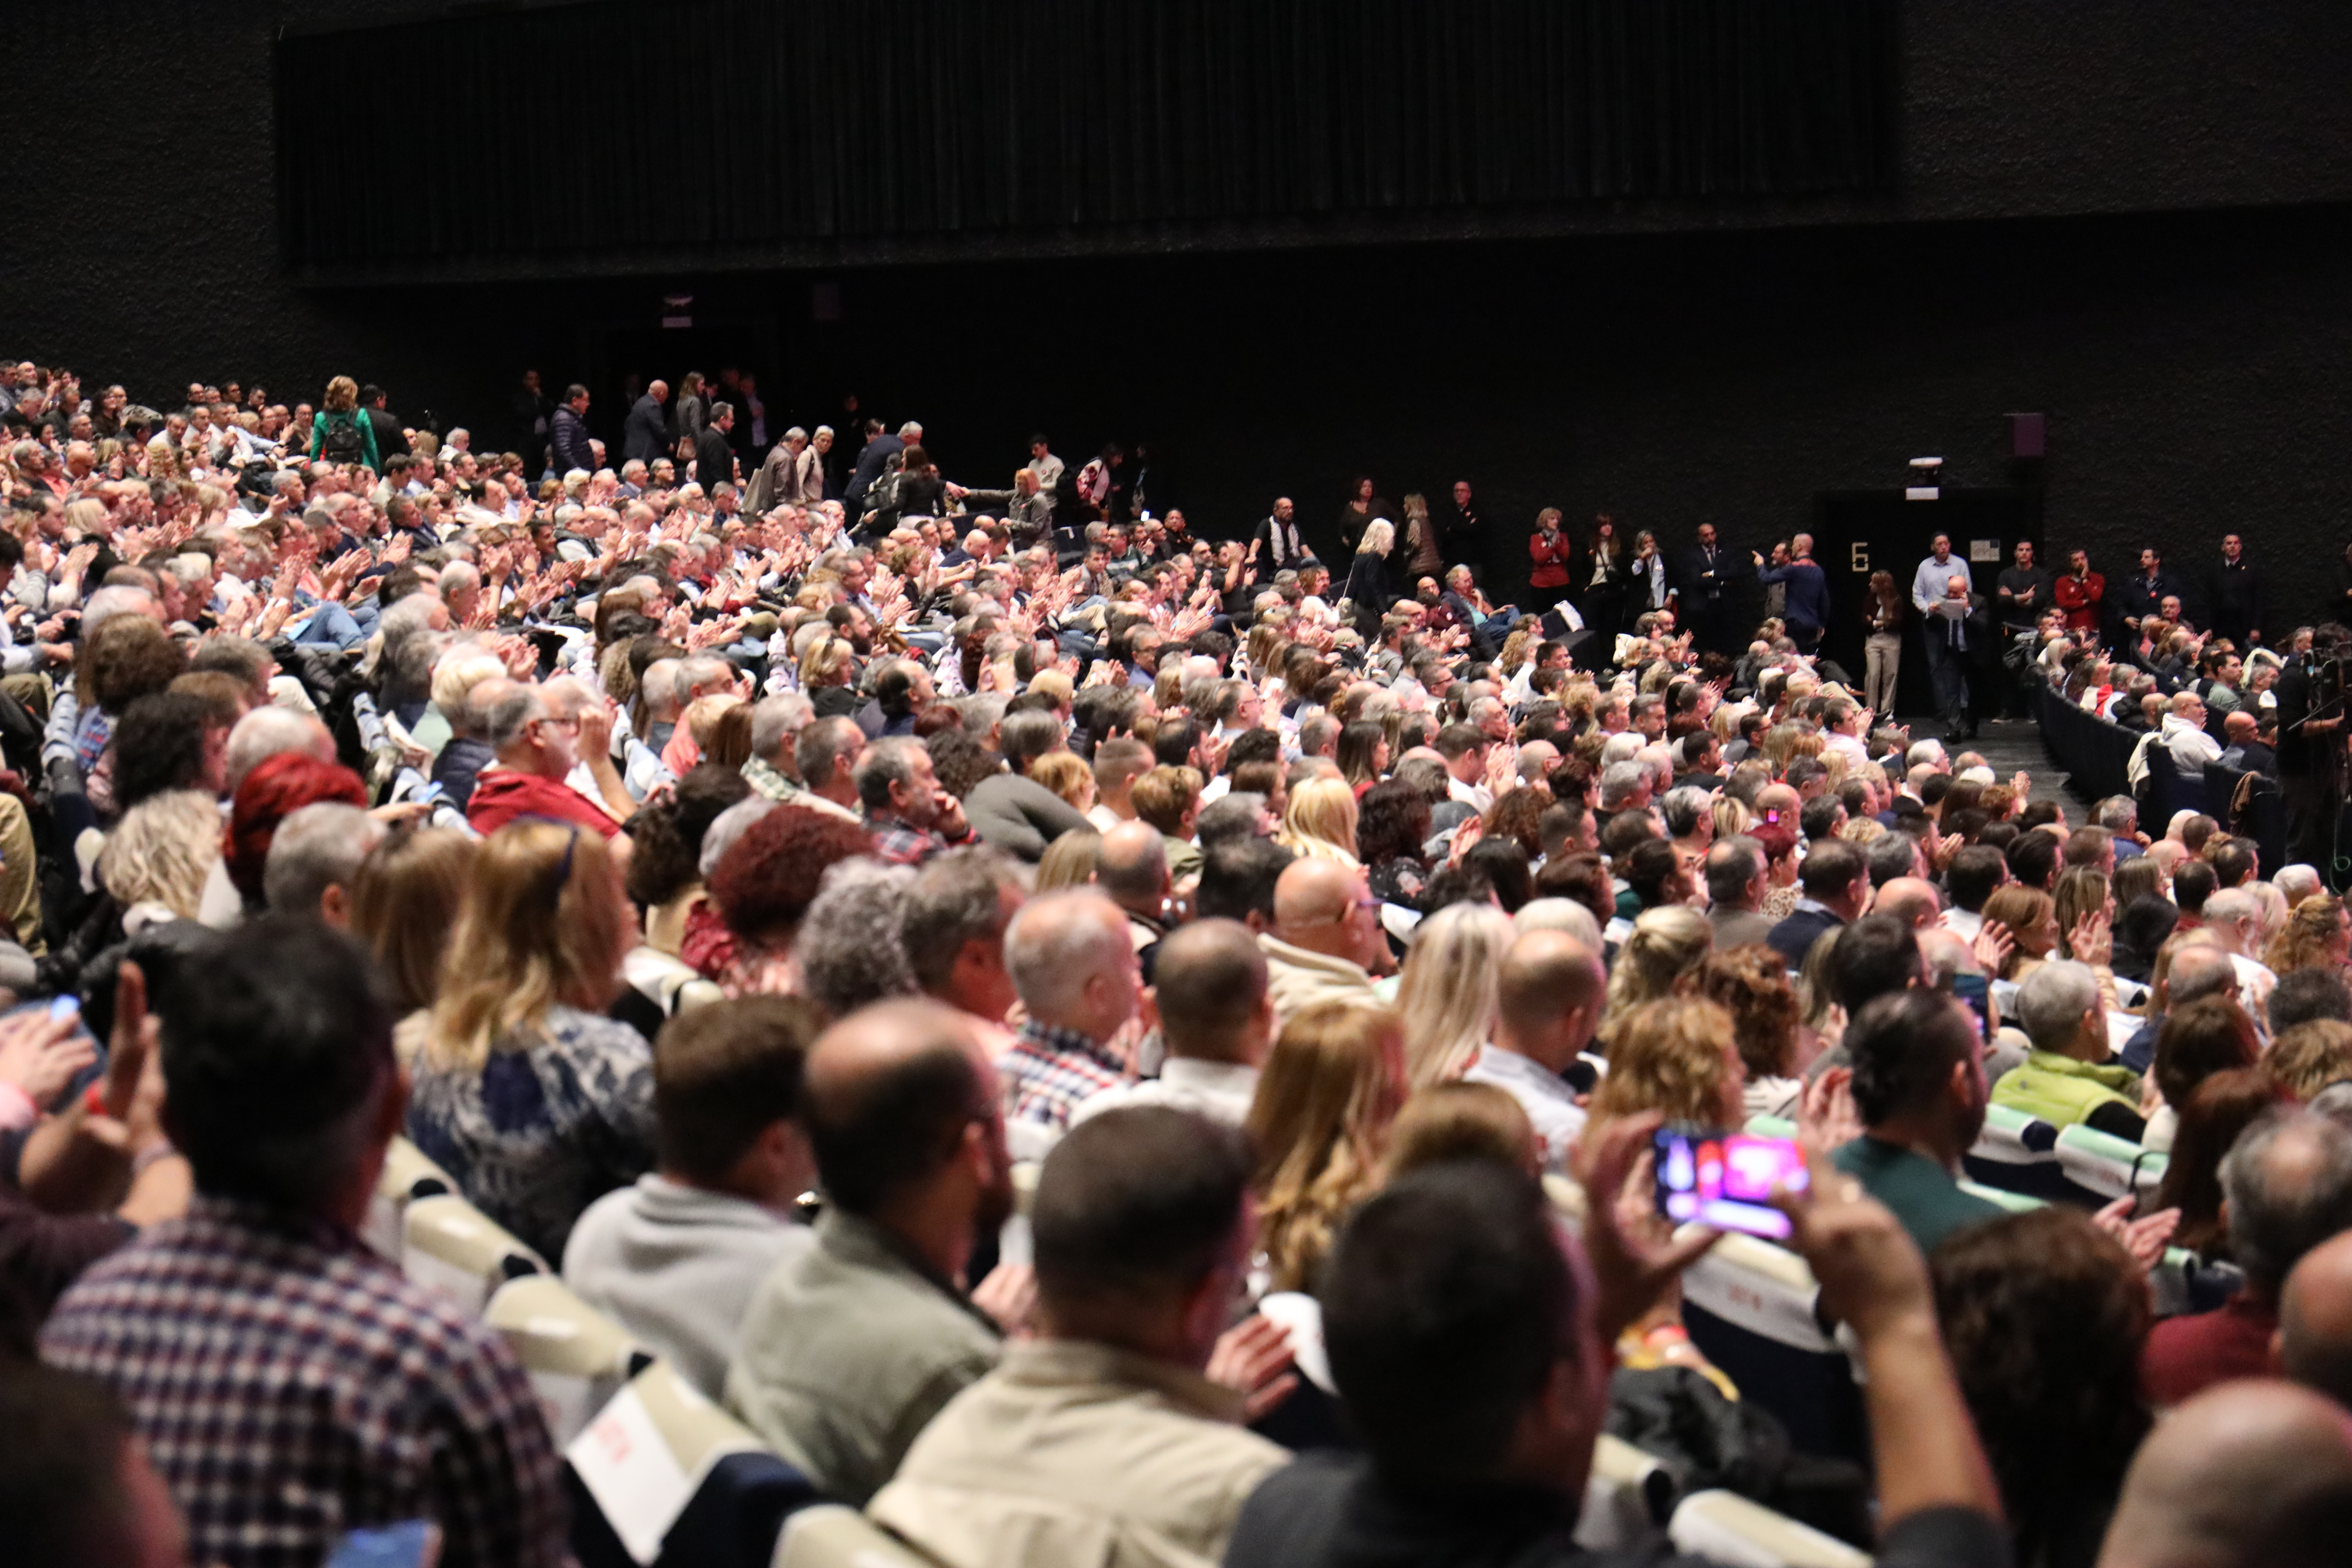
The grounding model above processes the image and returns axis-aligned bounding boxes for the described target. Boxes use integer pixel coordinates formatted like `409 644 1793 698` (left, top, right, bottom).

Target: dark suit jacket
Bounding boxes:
1676 545 1731 611
845 434 903 511
1766 906 1844 971
694 426 735 490
548 405 594 476
622 395 669 463
365 406 408 463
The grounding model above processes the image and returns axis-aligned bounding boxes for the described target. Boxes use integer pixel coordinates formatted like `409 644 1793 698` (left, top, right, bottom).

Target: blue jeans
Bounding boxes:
290 600 367 651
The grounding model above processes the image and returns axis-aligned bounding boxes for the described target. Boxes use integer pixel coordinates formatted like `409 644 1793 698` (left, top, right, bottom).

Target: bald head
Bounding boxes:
1875 876 1942 930
1271 856 1378 968
1150 918 1273 1066
2165 942 2239 1010
1096 820 1171 912
2099 1380 2352 1568
1003 889 1138 1039
2283 1230 2352 1410
803 998 991 1218
1495 930 1607 1070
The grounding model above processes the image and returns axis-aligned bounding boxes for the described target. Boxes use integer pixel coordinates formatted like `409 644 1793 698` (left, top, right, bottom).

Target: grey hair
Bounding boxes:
1704 836 1764 906
263 803 388 918
2205 887 2262 932
900 847 1026 992
854 736 929 811
2014 959 2102 1050
438 559 480 596
748 694 814 762
1513 897 1603 952
2219 1108 2352 1293
225 707 327 791
813 424 834 440
1600 761 1648 809
81 583 158 636
2095 796 2138 833
483 683 549 751
784 425 809 445
796 859 918 1017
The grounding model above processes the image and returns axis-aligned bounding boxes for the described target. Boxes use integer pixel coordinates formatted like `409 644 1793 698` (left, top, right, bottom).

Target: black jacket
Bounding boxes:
548 405 594 476
693 425 735 490
623 394 669 464
364 405 409 463
844 434 903 512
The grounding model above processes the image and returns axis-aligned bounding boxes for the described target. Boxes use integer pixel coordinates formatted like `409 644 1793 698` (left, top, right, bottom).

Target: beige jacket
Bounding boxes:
868 1339 1289 1568
1257 934 1378 1028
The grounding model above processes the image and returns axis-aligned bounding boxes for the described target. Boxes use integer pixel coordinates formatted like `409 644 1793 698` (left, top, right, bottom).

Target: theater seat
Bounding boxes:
771 1505 944 1568
1958 1179 2044 1215
364 1136 455 1261
1961 1105 2066 1200
485 1275 647 1446
402 1194 547 1316
1577 1434 1678 1551
1668 1489 1870 1568
570 1359 819 1568
2054 1123 2169 1208
1743 1115 1798 1140
1675 1230 1865 1462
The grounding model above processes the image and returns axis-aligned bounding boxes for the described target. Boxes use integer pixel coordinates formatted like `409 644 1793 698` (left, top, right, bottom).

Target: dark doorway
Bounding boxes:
1811 488 2038 720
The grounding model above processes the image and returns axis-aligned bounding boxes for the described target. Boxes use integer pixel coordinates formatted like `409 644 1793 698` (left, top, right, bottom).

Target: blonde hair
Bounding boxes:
1026 668 1074 708
685 692 744 750
1395 902 1516 1087
1029 750 1094 811
799 636 853 688
1601 905 1713 1042
323 375 359 413
350 828 479 1014
98 791 221 919
63 497 107 538
1248 1001 1406 1293
2269 1020 2352 1100
1589 997 1744 1133
2266 895 2347 977
1280 774 1362 868
1035 829 1101 891
1384 1082 1539 1181
430 645 507 716
424 821 631 1070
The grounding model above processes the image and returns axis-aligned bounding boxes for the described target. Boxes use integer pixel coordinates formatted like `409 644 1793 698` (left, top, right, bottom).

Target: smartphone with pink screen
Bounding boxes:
1653 1126 1808 1240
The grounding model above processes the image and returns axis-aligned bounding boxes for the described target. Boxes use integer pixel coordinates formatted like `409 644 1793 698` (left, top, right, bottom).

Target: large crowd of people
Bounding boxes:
4 356 2352 1567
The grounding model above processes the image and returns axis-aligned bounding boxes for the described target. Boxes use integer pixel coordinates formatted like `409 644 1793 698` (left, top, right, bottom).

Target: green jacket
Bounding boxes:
1991 1049 2141 1130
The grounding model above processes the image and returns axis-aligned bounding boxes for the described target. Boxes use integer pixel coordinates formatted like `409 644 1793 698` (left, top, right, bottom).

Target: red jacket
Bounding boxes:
1529 529 1571 590
465 769 622 839
2054 570 2104 632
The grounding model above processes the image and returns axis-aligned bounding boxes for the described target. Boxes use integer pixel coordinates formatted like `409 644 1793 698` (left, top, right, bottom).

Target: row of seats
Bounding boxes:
373 1139 815 1568
2028 681 2285 871
372 1138 1886 1567
1959 1104 2170 1211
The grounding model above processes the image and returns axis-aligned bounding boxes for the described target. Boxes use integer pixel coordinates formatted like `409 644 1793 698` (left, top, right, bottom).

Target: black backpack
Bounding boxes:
319 410 365 465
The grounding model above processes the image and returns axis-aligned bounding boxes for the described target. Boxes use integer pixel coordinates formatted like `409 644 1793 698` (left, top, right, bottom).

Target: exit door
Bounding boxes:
1810 489 2037 719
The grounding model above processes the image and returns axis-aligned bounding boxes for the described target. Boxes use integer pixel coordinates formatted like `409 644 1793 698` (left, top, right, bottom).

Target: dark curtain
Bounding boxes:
276 0 1896 272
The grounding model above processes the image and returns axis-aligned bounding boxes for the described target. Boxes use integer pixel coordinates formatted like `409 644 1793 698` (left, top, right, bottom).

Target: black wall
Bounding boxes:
9 1 2352 625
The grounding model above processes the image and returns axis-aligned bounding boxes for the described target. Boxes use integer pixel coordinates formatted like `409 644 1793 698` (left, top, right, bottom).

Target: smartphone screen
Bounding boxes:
1653 1126 1808 1240
1949 972 1993 1041
47 994 80 1023
327 1522 440 1568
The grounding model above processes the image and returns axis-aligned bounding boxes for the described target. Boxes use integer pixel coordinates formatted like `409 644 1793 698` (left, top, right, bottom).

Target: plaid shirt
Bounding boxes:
43 1196 568 1568
1001 1018 1127 1132
866 808 973 867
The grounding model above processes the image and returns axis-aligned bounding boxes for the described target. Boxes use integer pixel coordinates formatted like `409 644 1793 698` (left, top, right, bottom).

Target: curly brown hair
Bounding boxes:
81 614 187 713
1482 786 1550 859
1588 997 1743 1133
1931 1207 2151 1557
1689 944 1802 1083
709 805 875 942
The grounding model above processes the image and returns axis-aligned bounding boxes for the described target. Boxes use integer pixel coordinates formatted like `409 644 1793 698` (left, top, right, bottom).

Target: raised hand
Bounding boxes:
2091 1196 2180 1274
1206 1314 1301 1422
1574 1111 1724 1344
0 1008 97 1108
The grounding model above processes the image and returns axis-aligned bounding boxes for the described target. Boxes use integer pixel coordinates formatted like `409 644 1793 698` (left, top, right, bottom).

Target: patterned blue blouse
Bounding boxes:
406 1005 657 1265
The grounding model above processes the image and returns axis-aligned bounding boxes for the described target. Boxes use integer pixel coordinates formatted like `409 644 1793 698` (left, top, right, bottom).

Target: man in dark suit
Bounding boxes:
1440 479 1486 584
1674 523 1733 654
2205 533 2264 650
1766 839 1871 971
2115 547 2183 638
1920 571 1993 743
694 402 738 491
360 385 408 465
622 379 670 464
844 420 912 517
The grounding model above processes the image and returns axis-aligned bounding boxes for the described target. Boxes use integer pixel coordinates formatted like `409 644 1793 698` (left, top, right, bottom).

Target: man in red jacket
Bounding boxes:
465 678 633 839
2053 547 2105 635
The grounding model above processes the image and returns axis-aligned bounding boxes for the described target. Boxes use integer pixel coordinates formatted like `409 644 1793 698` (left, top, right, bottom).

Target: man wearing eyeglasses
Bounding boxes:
1257 858 1388 1029
465 679 630 839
